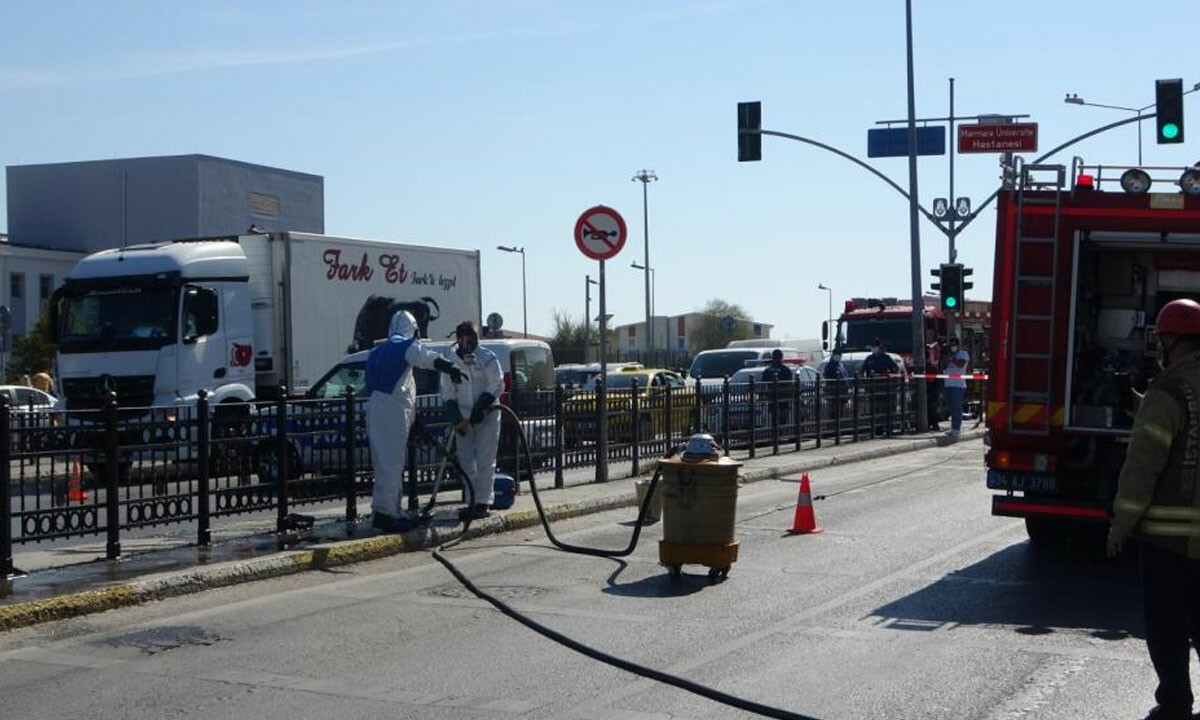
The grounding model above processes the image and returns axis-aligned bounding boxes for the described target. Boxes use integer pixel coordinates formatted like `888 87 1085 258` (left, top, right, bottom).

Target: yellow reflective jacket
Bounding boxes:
1111 354 1200 557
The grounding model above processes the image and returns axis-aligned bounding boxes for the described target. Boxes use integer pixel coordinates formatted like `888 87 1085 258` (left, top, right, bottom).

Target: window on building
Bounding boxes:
10 273 23 300
39 274 53 309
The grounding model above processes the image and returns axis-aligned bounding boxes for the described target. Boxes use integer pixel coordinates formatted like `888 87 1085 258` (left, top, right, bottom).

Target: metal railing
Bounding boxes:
1 375 924 577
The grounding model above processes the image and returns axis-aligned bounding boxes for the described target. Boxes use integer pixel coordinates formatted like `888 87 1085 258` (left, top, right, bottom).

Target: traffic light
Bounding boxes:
939 263 963 311
962 266 974 292
1155 79 1184 144
738 101 762 162
929 266 942 292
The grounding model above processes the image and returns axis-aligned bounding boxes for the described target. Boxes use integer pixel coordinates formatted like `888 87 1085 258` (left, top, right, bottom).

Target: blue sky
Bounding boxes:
1 1 1197 339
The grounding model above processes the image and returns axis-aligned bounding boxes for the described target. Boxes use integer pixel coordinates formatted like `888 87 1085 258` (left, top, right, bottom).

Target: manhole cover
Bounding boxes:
97 625 227 655
425 584 550 601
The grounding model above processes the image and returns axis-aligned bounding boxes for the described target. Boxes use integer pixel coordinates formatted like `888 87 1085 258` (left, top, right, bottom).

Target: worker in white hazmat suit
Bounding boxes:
366 310 465 532
441 321 504 521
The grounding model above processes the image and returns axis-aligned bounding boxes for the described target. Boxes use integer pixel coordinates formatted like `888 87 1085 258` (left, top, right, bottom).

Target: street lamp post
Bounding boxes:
631 262 655 358
1064 82 1200 166
497 245 527 338
585 275 598 363
632 169 657 362
817 283 832 343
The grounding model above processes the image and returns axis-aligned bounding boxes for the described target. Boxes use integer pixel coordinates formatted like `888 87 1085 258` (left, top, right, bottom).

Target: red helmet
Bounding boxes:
1156 299 1200 336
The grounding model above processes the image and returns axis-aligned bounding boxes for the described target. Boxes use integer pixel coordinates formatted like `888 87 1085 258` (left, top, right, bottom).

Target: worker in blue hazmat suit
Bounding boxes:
366 310 465 532
442 321 505 521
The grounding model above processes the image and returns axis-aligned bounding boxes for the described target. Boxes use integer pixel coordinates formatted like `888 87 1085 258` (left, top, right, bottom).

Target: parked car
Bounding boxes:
563 367 696 446
707 365 820 434
0 385 56 410
555 362 643 394
261 338 558 481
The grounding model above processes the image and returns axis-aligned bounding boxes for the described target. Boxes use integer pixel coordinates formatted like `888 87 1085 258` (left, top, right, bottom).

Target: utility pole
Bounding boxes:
584 275 597 363
947 77 957 338
904 0 929 432
632 169 657 364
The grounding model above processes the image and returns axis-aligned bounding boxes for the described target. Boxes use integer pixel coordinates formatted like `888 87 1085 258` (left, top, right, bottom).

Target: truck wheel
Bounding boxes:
1025 518 1066 546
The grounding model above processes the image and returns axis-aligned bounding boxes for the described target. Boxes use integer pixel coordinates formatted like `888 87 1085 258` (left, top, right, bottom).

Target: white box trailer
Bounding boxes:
54 231 481 410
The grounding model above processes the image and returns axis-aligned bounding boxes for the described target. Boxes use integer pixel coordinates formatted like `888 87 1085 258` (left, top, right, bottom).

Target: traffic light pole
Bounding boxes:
903 0 928 433
947 78 957 338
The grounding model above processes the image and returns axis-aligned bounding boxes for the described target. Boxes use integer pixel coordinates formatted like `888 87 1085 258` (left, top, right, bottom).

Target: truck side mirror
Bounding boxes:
821 321 829 350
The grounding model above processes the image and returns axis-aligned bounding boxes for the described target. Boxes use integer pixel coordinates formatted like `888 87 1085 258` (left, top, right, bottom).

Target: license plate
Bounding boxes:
987 470 1058 493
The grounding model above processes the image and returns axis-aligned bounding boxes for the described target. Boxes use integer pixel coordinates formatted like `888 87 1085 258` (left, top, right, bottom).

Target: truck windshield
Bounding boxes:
843 318 912 353
59 286 179 353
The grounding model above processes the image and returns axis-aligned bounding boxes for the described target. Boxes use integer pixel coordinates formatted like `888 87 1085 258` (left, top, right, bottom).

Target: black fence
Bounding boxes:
1 376 926 577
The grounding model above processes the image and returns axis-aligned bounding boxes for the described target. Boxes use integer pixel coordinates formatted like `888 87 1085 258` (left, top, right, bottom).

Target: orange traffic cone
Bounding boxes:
66 457 88 502
787 472 821 535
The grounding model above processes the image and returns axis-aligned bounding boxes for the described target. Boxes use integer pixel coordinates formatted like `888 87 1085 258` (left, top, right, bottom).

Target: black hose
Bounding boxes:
427 404 822 720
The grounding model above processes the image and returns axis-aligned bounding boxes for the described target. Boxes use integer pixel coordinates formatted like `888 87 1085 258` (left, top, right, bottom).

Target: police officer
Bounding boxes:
823 349 847 381
860 339 899 436
860 339 899 377
761 349 794 383
1108 299 1200 720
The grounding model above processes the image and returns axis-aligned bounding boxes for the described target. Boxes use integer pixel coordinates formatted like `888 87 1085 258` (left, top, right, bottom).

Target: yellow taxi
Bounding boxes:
563 367 697 445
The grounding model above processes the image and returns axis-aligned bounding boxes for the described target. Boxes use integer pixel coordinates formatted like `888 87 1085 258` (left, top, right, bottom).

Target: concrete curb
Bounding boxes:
0 429 982 632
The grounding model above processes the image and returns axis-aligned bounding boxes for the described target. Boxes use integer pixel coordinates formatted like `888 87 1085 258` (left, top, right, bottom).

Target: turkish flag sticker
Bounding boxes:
231 343 253 367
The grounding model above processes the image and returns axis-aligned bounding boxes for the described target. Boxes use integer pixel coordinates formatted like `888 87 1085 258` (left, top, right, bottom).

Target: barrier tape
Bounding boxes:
919 373 989 381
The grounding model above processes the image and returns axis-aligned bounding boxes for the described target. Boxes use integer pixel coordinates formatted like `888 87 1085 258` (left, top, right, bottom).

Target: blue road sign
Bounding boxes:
867 126 946 158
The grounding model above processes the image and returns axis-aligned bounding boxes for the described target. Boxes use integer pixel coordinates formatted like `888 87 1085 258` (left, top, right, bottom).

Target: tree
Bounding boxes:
7 311 56 383
687 299 753 351
549 309 598 364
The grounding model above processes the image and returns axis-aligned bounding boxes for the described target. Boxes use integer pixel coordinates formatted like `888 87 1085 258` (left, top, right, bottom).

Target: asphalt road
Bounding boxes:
0 439 1174 719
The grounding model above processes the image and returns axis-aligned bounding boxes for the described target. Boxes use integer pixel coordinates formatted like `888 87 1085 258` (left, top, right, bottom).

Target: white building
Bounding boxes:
0 234 84 339
614 313 773 355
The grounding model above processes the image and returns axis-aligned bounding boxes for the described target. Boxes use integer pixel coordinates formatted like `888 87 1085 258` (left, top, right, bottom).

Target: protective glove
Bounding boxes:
434 357 467 384
445 399 463 426
470 392 496 425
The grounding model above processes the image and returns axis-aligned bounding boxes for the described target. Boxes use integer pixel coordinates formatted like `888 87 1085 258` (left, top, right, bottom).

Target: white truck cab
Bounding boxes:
55 240 255 412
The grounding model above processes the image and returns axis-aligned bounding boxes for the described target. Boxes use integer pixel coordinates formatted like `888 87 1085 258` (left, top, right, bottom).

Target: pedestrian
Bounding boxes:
860 339 900 436
1108 299 1200 720
442 321 504 521
761 349 794 431
32 372 53 395
823 349 847 381
860 339 899 378
943 336 970 437
925 333 942 432
761 349 794 383
366 310 465 533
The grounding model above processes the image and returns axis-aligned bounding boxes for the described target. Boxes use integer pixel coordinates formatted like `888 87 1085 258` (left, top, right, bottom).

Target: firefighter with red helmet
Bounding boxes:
1109 298 1200 720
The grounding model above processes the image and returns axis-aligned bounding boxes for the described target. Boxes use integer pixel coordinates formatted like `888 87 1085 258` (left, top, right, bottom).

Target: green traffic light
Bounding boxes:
1163 123 1180 140
945 296 958 309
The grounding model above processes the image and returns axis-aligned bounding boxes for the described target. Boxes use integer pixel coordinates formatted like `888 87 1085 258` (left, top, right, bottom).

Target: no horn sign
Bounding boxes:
574 206 627 261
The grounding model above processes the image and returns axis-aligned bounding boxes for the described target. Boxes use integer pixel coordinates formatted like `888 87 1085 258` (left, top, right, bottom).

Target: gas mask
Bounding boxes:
454 321 479 359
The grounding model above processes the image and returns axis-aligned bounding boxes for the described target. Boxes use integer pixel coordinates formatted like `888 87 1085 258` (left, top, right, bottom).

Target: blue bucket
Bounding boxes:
491 474 517 510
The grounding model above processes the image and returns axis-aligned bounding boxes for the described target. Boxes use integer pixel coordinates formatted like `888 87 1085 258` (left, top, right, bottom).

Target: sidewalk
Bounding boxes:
0 428 983 631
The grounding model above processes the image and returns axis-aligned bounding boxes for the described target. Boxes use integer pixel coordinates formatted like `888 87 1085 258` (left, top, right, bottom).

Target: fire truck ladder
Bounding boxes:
1009 161 1066 436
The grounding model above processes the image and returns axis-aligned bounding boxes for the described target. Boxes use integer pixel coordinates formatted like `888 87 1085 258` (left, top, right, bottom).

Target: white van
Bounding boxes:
688 347 805 385
726 338 825 366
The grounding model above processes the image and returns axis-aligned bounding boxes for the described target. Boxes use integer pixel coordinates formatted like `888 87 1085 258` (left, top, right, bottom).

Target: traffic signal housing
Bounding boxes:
939 263 963 311
738 101 762 162
1156 79 1184 145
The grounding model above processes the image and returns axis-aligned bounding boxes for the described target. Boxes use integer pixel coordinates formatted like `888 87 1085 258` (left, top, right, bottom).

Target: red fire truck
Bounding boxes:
986 160 1200 544
823 297 947 370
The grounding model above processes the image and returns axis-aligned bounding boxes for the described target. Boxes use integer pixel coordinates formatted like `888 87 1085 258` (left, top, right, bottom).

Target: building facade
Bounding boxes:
614 313 773 356
6 154 323 253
